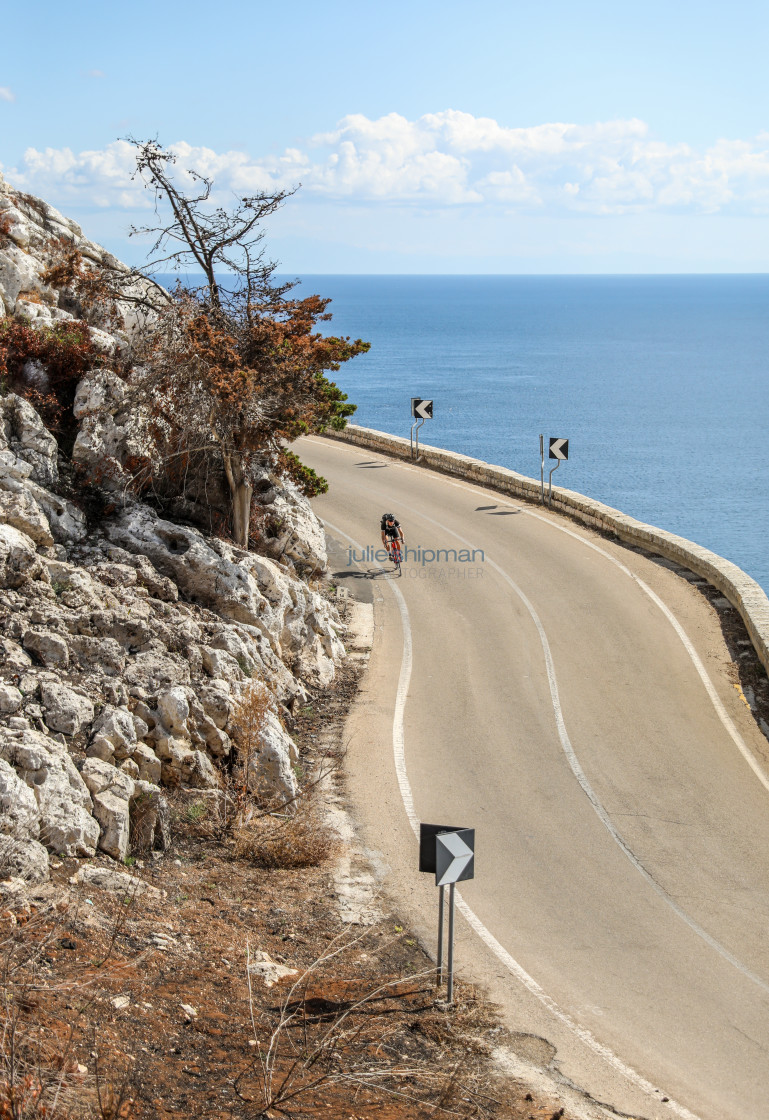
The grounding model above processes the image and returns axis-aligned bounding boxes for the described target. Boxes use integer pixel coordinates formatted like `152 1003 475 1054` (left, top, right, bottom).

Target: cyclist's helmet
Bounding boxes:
384 513 394 521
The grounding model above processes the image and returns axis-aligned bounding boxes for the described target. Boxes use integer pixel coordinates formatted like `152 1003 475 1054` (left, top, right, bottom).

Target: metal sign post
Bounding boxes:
410 399 433 460
539 434 545 503
410 418 425 459
419 823 475 1002
436 884 445 983
547 437 569 508
447 882 456 1002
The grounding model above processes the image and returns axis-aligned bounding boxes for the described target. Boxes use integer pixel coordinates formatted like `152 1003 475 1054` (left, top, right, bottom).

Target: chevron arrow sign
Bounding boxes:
411 398 434 419
435 829 475 886
549 437 569 460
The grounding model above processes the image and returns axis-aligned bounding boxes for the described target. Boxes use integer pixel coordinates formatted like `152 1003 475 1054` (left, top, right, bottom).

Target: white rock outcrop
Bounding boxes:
249 709 300 808
0 394 87 544
72 369 153 488
0 173 167 331
107 505 344 687
0 174 348 887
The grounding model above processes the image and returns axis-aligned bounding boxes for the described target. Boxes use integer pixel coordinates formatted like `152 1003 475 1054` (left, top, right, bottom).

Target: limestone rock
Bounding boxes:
68 635 126 676
0 836 50 884
200 645 244 683
0 640 32 673
156 687 190 735
72 370 151 487
39 680 94 736
107 505 344 687
46 561 111 610
28 486 87 545
74 863 165 899
0 180 167 330
0 241 49 312
0 684 22 713
80 757 135 861
124 650 190 691
72 369 127 420
80 756 135 801
256 475 328 573
1 730 99 856
119 758 140 779
197 681 231 730
0 525 45 588
23 630 69 669
0 757 40 840
248 710 299 809
0 489 53 546
88 705 137 760
247 950 299 988
106 505 271 624
132 744 162 785
179 749 220 790
0 394 58 487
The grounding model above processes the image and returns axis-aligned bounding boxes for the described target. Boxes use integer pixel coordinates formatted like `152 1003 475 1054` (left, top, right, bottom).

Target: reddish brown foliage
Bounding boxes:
131 287 366 544
0 214 13 249
0 318 101 438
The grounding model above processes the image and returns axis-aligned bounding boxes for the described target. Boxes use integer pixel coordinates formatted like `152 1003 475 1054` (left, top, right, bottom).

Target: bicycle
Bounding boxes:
387 537 403 573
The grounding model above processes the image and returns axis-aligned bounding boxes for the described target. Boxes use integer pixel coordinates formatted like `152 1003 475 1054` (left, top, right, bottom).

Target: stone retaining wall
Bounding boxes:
324 425 769 678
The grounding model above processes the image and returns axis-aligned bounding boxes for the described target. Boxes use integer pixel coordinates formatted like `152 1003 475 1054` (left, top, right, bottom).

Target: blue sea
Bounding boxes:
287 275 769 596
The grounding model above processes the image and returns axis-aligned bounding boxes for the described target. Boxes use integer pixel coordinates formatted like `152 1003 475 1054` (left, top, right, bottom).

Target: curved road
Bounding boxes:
299 435 769 1120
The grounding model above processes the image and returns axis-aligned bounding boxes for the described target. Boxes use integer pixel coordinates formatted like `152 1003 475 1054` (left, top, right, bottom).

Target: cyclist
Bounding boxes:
380 513 405 563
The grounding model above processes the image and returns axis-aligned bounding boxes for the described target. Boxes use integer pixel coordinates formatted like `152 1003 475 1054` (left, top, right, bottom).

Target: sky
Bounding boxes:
2 0 769 273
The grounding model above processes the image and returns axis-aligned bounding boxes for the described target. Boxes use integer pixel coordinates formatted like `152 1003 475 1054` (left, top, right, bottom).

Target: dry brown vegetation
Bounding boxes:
0 663 572 1120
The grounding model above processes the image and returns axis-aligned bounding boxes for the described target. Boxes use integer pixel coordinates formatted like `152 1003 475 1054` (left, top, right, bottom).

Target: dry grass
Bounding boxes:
0 897 138 1120
236 926 513 1120
232 796 338 869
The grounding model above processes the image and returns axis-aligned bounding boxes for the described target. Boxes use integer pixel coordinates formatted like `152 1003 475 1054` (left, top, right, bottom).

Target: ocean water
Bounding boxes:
286 275 769 596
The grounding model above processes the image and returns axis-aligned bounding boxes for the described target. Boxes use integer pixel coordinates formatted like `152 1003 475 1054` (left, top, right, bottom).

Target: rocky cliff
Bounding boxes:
0 172 346 888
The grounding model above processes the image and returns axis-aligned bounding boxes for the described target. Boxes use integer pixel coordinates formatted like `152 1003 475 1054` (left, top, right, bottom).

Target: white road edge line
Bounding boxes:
322 517 702 1120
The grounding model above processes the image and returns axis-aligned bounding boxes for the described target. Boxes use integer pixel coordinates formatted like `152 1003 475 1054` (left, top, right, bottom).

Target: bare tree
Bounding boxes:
123 140 369 549
126 137 297 311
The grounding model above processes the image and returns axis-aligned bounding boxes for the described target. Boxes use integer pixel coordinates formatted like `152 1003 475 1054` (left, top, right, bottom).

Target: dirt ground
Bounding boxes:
0 642 572 1120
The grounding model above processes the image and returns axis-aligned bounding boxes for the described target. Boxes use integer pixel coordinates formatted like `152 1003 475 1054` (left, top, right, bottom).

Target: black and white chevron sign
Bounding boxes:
419 823 475 885
411 398 434 419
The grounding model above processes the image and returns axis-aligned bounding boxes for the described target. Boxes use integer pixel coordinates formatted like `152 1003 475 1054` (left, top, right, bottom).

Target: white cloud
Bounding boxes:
0 87 15 102
6 113 769 219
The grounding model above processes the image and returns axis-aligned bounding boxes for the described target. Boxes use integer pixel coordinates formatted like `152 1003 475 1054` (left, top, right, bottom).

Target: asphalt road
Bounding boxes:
299 434 769 1120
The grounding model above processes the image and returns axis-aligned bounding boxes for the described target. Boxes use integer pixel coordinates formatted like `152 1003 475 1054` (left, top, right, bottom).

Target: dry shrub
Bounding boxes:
230 681 273 774
221 680 273 832
233 794 337 869
0 214 13 249
0 318 102 446
238 928 503 1120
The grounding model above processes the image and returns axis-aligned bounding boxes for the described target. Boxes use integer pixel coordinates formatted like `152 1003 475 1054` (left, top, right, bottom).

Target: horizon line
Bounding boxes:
144 270 769 279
